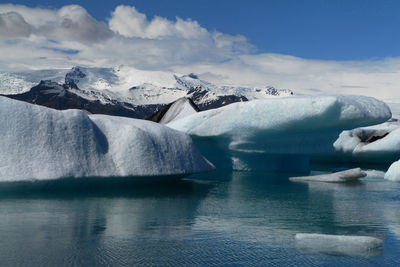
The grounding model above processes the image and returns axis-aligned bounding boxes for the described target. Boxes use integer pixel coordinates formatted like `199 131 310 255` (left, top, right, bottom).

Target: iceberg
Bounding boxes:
384 159 400 181
295 233 383 256
334 120 400 163
167 95 391 172
148 97 200 124
364 169 386 179
289 168 366 183
0 96 214 181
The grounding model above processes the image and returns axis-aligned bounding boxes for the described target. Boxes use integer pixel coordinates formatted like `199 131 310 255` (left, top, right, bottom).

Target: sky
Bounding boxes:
6 0 400 60
1 1 400 101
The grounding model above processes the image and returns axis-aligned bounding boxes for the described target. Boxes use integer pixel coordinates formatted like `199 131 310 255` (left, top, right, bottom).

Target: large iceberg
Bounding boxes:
167 95 391 172
0 96 214 181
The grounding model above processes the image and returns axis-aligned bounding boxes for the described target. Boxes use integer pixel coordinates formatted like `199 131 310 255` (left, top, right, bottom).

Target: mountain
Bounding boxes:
1 66 294 119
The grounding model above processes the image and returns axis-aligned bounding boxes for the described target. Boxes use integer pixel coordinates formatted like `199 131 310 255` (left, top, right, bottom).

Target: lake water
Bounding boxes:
1 167 400 266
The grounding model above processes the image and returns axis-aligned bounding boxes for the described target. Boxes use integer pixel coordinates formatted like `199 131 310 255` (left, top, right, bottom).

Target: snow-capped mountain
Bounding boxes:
1 66 294 119
4 80 160 119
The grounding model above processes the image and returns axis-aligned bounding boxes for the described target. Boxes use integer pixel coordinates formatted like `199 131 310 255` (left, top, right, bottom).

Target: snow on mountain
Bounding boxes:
0 96 214 181
0 66 293 108
4 80 161 119
0 69 67 95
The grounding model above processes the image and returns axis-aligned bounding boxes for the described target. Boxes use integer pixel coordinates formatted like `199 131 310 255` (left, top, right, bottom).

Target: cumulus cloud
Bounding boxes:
109 5 209 40
0 11 31 38
0 4 399 102
0 4 250 69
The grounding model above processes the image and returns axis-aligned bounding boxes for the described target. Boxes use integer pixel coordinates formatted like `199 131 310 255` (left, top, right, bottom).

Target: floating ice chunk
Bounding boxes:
167 95 390 171
0 96 214 181
384 159 400 181
295 233 383 256
289 168 366 183
334 120 400 162
364 169 386 179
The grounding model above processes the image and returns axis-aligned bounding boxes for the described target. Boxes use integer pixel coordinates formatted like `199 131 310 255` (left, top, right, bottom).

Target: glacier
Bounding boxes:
385 159 400 181
295 233 383 256
167 95 391 172
0 96 214 181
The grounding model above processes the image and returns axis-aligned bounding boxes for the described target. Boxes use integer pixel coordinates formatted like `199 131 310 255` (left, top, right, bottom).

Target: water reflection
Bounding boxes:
0 171 398 265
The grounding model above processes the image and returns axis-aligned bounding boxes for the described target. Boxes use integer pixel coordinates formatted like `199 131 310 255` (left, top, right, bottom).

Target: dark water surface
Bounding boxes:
1 169 400 266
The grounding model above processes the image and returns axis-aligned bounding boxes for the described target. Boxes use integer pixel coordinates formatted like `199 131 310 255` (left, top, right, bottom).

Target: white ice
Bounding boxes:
167 95 391 171
295 233 383 256
0 96 214 181
289 168 366 183
334 120 400 162
159 98 198 124
364 169 386 179
385 159 400 181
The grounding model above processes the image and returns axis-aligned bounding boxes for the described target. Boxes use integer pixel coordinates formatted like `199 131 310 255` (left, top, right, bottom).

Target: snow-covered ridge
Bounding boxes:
0 66 293 106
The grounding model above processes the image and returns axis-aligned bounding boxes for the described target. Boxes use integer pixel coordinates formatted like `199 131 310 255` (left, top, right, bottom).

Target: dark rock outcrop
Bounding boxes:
2 80 161 119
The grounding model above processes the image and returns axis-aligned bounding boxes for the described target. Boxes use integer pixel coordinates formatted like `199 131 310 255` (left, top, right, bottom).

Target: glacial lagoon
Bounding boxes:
0 164 399 266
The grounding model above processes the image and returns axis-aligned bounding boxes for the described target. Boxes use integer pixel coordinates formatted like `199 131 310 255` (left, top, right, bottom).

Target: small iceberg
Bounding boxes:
384 159 400 181
334 120 400 163
295 233 383 256
289 168 366 183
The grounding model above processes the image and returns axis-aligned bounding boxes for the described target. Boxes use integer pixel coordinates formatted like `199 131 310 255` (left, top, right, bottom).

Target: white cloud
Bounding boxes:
0 11 31 38
109 5 210 40
0 4 399 102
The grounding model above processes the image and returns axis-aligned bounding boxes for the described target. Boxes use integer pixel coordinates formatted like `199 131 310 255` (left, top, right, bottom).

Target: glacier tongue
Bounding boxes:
167 95 391 172
0 96 214 181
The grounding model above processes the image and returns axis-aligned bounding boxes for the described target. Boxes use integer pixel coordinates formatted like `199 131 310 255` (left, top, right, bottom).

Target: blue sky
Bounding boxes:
1 1 400 101
6 0 400 60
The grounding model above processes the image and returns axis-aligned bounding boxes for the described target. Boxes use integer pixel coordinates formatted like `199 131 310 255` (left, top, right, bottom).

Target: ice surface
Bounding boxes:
334 120 400 162
364 169 386 179
295 233 383 256
387 102 400 119
167 95 391 171
289 168 366 183
159 98 199 124
384 159 400 181
0 96 214 181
